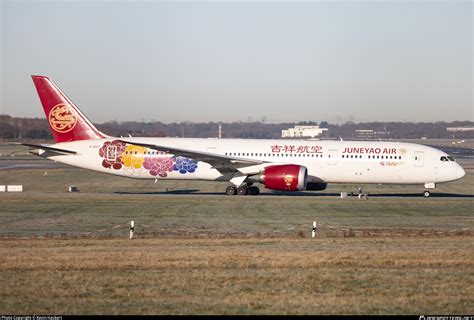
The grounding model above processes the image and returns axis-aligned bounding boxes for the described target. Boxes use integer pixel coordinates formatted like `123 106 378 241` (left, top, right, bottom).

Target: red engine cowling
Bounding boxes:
260 165 308 191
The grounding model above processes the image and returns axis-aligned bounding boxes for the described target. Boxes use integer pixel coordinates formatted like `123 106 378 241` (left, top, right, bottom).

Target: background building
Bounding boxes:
281 125 328 138
354 129 390 140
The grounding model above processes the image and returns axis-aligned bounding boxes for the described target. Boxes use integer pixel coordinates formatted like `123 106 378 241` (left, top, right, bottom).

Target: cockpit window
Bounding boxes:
440 156 449 162
447 156 455 161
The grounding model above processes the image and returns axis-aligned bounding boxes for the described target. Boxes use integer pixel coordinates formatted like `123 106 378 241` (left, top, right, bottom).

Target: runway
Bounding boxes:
0 159 69 170
427 144 474 159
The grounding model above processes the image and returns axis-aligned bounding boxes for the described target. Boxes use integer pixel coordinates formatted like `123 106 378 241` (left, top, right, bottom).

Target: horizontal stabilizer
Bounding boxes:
11 142 77 155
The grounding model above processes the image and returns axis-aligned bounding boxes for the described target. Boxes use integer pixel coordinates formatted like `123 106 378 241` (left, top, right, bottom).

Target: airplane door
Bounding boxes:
414 151 424 167
328 149 337 166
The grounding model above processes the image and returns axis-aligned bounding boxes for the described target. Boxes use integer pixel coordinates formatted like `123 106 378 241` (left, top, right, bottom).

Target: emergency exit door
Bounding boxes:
414 151 424 167
328 149 337 165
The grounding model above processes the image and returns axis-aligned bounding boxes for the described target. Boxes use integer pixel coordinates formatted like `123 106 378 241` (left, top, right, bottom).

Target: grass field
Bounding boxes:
1 237 472 315
0 145 473 314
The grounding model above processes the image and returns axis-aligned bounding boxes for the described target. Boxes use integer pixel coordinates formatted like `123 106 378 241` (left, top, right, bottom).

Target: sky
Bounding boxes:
1 0 472 124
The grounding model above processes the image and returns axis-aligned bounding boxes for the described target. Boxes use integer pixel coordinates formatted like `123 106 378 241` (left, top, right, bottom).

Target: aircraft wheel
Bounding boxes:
423 190 431 198
237 185 248 195
225 186 237 195
248 186 260 195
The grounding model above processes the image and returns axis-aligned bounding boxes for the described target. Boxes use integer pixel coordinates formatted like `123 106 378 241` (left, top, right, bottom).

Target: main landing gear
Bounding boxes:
423 190 431 198
225 184 260 196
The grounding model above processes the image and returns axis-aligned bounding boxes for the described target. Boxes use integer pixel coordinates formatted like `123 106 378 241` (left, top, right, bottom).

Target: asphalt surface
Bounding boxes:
0 159 69 170
426 145 474 159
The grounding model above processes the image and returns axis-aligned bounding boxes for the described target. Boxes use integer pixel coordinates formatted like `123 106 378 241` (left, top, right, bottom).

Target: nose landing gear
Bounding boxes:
423 183 435 198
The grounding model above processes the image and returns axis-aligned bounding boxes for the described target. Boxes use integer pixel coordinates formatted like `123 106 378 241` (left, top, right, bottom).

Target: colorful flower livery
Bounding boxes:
99 140 198 177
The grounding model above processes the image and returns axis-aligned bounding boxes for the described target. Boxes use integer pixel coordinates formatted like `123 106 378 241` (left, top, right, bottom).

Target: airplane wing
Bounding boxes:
11 142 77 155
118 140 265 174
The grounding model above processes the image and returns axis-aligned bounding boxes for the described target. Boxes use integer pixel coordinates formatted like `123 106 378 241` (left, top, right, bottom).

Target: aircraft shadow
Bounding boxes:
114 190 473 198
261 192 474 198
365 192 474 198
115 189 201 195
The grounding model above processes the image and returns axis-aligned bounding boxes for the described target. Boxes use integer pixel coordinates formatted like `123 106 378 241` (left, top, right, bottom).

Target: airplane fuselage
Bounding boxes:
27 75 467 196
45 137 465 186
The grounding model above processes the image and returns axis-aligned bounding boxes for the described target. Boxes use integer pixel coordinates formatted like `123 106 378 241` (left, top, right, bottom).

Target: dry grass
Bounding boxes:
0 237 473 315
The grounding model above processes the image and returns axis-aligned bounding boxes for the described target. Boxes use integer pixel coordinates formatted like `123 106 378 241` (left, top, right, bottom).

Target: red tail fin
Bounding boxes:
31 75 106 143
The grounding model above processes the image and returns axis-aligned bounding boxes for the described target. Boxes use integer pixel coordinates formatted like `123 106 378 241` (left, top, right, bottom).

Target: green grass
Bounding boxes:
0 163 473 237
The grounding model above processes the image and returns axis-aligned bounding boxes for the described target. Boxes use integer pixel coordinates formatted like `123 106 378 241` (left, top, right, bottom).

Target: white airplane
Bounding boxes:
23 75 465 197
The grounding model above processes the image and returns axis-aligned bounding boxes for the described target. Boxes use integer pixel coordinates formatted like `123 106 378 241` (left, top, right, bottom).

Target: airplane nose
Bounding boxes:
457 166 466 179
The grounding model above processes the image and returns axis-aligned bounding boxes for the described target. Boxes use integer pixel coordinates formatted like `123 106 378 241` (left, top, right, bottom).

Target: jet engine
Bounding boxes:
250 164 308 191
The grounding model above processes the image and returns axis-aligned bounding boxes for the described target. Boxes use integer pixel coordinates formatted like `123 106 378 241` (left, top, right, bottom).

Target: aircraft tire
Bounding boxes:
423 190 431 198
248 186 260 195
226 186 237 195
237 186 248 196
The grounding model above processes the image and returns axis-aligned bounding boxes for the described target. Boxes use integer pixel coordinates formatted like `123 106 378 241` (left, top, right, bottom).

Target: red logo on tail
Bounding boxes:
48 104 77 133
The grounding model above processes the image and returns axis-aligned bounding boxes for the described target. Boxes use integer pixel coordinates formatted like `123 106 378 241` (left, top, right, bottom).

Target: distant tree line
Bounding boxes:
1 114 473 141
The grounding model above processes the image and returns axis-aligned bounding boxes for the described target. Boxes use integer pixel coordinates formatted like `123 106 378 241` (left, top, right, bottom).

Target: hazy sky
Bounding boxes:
1 0 472 123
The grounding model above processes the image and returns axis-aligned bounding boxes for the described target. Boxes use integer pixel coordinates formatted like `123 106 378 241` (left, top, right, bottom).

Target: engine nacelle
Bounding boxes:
256 164 308 191
305 182 327 191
